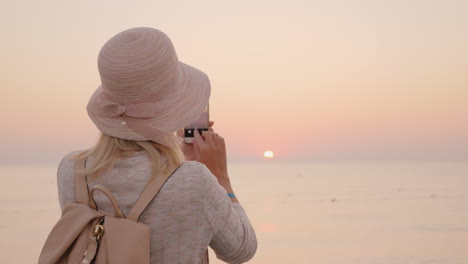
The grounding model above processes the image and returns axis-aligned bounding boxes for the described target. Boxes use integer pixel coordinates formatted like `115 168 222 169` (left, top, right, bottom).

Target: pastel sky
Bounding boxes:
2 0 468 164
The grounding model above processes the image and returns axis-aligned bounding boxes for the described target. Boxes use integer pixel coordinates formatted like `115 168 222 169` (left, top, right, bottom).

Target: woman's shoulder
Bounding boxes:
171 161 219 191
180 161 216 180
56 150 85 209
181 160 208 171
58 150 83 173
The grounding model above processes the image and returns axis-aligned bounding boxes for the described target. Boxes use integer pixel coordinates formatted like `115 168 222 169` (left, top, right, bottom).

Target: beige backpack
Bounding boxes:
38 157 207 264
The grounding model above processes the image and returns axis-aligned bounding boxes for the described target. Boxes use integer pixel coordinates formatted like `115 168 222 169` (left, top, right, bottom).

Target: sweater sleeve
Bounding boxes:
197 162 257 264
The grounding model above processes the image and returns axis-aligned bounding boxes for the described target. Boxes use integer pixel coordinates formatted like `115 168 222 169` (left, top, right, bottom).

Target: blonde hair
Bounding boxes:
69 132 186 179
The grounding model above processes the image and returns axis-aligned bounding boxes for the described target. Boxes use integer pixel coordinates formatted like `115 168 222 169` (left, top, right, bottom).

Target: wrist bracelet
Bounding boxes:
227 193 236 198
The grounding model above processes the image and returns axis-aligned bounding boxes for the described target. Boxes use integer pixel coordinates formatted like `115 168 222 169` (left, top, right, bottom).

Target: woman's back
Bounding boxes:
57 150 257 264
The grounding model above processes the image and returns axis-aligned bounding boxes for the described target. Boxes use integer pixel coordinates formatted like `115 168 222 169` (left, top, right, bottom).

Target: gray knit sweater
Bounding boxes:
56 150 257 264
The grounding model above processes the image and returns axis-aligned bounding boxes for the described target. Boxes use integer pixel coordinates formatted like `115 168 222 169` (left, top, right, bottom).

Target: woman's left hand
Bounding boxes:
177 121 214 161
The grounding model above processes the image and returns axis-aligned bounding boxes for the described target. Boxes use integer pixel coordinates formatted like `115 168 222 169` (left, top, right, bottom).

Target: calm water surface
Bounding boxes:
1 161 467 264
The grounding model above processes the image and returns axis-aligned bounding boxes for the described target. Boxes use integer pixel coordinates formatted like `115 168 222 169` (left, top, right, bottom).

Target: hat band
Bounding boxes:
87 87 169 118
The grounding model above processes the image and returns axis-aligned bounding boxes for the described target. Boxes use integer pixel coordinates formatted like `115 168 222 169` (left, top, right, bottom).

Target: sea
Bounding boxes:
1 161 467 264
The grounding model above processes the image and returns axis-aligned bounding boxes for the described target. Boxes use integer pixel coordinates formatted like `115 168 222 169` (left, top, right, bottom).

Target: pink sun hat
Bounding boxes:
86 27 211 147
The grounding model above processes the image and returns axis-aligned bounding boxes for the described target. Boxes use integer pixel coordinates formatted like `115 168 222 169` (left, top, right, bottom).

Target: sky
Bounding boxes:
2 0 468 164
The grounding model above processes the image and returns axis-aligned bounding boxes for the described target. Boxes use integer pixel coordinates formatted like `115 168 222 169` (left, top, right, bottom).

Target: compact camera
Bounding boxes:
184 103 209 143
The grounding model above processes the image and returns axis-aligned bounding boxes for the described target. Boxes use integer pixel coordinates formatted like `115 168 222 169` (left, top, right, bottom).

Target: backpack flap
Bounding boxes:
94 215 151 264
38 202 107 264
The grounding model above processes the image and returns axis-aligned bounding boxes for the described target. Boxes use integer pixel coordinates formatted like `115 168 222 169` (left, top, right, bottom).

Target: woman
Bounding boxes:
56 27 257 263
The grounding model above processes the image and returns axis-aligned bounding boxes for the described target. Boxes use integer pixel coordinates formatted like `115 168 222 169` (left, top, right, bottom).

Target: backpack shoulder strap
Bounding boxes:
73 157 89 205
126 162 184 222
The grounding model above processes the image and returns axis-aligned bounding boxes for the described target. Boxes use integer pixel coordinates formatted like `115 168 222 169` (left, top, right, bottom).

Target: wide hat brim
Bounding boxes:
86 61 211 147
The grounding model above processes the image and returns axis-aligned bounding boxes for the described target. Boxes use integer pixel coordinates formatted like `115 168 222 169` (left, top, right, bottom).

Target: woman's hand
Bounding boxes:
183 123 237 202
193 126 229 182
177 121 214 161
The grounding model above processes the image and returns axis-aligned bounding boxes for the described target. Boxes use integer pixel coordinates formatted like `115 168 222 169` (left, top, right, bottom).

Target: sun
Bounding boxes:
263 150 274 158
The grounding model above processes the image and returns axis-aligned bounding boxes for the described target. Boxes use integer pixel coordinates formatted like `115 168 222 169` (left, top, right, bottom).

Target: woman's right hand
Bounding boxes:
193 128 229 182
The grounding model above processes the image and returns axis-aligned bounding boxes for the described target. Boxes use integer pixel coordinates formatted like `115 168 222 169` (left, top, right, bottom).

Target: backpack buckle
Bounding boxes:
92 217 105 240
